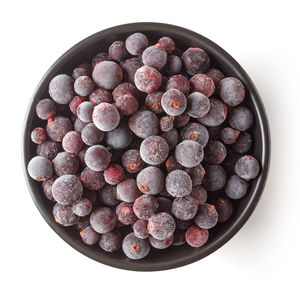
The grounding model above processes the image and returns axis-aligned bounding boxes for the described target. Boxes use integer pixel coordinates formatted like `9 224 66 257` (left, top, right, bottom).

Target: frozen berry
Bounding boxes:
116 94 139 115
219 77 245 106
182 47 210 76
225 174 249 199
149 235 173 249
74 118 87 133
104 164 126 185
99 230 122 252
105 122 133 149
220 127 240 145
175 140 204 168
145 91 164 114
76 101 93 123
174 112 190 128
72 198 92 217
99 185 119 206
69 96 86 115
112 82 138 102
46 116 72 142
166 74 190 96
125 33 149 55
80 167 105 191
134 65 162 93
180 122 209 147
158 36 175 54
36 140 61 160
122 232 150 260
27 156 53 181
206 68 225 86
165 155 182 172
229 106 253 131
204 140 227 164
53 152 79 176
31 127 47 144
133 219 149 239
49 74 75 104
36 99 57 120
81 123 104 146
214 197 233 222
117 178 141 202
116 202 137 225
85 145 111 172
133 195 159 220
80 226 99 245
62 131 83 153
232 132 252 153
161 128 179 149
122 149 144 173
171 195 199 220
136 166 164 195
194 204 218 229
190 185 207 204
109 40 128 61
161 88 187 116
165 170 192 198
184 164 206 186
142 44 167 70
42 176 56 201
189 74 215 97
92 52 111 68
185 225 209 247
121 57 143 83
159 116 174 132
148 212 175 240
235 155 259 180
186 92 210 118
74 76 95 96
203 165 227 191
90 207 117 234
89 88 112 105
165 55 182 75
53 203 79 226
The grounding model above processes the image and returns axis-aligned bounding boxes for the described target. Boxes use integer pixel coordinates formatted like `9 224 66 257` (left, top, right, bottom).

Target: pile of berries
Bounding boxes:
27 32 260 260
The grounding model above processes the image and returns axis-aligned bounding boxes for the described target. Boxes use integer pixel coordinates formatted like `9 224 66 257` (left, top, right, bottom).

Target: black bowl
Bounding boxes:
22 22 270 271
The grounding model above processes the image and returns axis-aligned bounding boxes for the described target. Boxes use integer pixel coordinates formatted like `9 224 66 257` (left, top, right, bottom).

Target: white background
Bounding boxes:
1 0 299 291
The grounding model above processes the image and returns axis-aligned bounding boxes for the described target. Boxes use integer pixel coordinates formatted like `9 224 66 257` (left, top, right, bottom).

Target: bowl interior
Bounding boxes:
23 22 270 271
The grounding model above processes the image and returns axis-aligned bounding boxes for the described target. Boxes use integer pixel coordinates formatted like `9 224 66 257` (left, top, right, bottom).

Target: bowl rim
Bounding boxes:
22 22 271 271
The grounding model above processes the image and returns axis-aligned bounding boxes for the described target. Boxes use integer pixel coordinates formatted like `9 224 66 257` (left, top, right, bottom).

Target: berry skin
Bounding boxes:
105 122 133 149
219 77 245 106
99 185 119 206
36 99 57 120
49 74 75 104
175 140 204 168
165 74 190 96
229 106 253 131
172 230 186 246
53 203 79 226
157 197 172 213
74 76 95 96
122 149 144 173
75 216 90 231
158 36 175 54
204 140 227 164
74 118 87 133
142 44 168 70
134 65 162 93
80 167 106 191
161 128 179 150
42 176 56 201
52 175 83 205
125 33 149 55
85 145 111 172
99 230 122 252
185 225 209 247
92 61 123 90
92 102 120 132
53 152 79 176
116 178 141 202
225 174 249 199
206 68 225 86
203 165 227 192
46 116 72 142
92 52 111 68
104 164 126 185
194 204 218 229
165 170 192 198
186 92 210 118
122 232 150 260
36 140 61 160
190 185 207 204
72 198 92 217
31 127 47 144
72 65 91 80
198 98 227 127
189 74 215 97
161 88 187 116
235 155 260 180
116 94 139 116
129 110 159 139
121 57 143 83
80 226 99 245
136 166 164 195
116 202 137 225
133 219 149 239
133 195 159 220
214 197 233 222
232 132 252 153
145 91 164 114
89 88 112 106
76 101 94 123
148 212 176 240
140 135 169 166
81 123 104 146
165 55 182 75
174 112 190 128
165 155 182 172
112 82 138 102
62 131 83 153
27 156 53 181
184 164 206 186
160 116 174 132
69 96 86 115
180 122 209 147
220 127 240 145
108 40 128 61
182 47 210 76
171 195 199 220
149 235 173 249
90 207 117 234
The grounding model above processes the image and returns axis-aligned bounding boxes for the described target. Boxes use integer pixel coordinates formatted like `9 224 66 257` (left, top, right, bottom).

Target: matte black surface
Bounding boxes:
22 22 271 271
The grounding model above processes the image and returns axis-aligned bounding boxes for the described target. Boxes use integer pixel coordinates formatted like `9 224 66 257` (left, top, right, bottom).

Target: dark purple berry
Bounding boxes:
122 232 150 260
133 219 149 239
76 101 93 123
122 149 144 173
129 110 159 138
92 52 111 68
42 176 56 201
148 212 175 240
46 116 72 142
72 65 91 80
180 122 209 147
214 197 233 222
99 230 122 252
62 131 83 153
69 96 86 115
85 145 111 172
90 207 117 234
106 122 133 149
134 65 162 93
80 226 99 245
104 164 126 185
74 118 87 133
116 94 139 115
203 165 227 191
158 37 175 54
225 174 249 199
184 164 206 186
53 152 79 176
165 170 192 197
36 99 57 120
194 204 218 229
171 195 199 220
31 127 47 144
198 98 227 127
74 76 95 96
77 145 88 167
229 106 253 131
165 55 182 75
53 203 79 226
136 166 164 195
27 156 53 181
160 128 179 150
133 194 159 220
80 167 105 191
72 198 92 217
235 155 260 180
186 92 210 118
185 225 209 247
112 82 138 102
49 74 75 104
182 47 210 76
165 155 182 172
189 74 215 97
232 132 252 153
165 75 190 96
206 68 225 86
125 33 149 55
190 185 207 204
161 88 187 116
145 91 164 114
121 57 143 83
220 127 240 145
149 235 173 249
219 77 245 106
117 178 141 202
142 44 167 70
52 175 83 205
160 116 174 132
89 88 112 106
92 102 120 132
116 202 137 225
204 140 227 164
173 112 190 128
81 123 104 146
175 140 204 168
75 216 90 231
36 140 61 160
99 185 119 206
109 41 128 61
